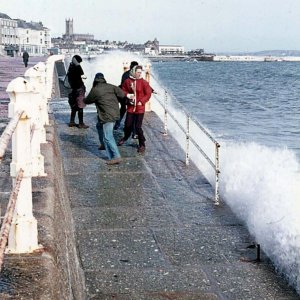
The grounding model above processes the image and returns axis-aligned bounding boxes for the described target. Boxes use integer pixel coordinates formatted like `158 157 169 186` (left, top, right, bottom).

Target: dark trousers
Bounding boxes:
123 113 145 146
119 101 127 122
70 108 84 124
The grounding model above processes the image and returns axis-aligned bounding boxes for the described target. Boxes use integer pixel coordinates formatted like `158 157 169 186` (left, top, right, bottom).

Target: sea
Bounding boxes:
82 52 300 292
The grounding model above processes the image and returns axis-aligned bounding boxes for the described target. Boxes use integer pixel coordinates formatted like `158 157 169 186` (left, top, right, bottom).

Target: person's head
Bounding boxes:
129 61 138 70
132 65 143 79
93 72 105 87
72 55 82 65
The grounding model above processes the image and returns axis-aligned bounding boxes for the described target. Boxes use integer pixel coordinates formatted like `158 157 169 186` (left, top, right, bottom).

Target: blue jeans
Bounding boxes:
97 120 121 160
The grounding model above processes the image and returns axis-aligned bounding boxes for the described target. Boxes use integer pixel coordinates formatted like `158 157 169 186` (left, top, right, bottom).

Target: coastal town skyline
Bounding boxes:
2 0 300 52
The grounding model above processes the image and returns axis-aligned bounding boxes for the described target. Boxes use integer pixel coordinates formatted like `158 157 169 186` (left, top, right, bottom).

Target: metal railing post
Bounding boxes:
163 90 168 136
145 63 152 112
151 85 222 206
214 143 220 206
186 115 190 166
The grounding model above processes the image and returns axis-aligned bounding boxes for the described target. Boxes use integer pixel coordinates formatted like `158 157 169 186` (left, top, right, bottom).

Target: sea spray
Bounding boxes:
220 142 300 291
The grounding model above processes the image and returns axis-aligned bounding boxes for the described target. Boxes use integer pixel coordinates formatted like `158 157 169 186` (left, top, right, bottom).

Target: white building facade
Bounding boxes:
0 12 51 56
159 45 184 55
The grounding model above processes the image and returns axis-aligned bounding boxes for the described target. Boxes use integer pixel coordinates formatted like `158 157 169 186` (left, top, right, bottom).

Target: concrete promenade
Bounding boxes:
0 57 299 299
50 98 298 299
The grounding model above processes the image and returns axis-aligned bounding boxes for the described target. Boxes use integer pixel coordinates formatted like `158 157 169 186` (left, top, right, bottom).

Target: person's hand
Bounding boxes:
126 98 135 106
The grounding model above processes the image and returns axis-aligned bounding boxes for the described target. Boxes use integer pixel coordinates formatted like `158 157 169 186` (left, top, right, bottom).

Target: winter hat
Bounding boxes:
130 61 139 69
73 55 82 63
94 72 104 80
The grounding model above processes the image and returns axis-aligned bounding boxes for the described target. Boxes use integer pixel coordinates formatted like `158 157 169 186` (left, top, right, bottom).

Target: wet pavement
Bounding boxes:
0 57 299 299
50 98 299 299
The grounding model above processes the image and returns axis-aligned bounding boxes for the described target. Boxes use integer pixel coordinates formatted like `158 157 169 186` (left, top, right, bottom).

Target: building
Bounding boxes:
16 19 51 56
0 13 18 56
158 45 185 55
0 12 51 56
144 38 184 56
63 18 94 41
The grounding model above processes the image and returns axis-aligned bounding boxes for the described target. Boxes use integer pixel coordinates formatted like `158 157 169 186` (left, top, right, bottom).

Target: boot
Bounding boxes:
78 123 89 129
137 145 145 153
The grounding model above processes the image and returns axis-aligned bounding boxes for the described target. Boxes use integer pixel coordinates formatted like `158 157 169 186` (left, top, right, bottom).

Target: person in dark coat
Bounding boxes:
67 55 89 128
84 73 125 165
22 51 29 67
113 61 139 131
118 65 152 153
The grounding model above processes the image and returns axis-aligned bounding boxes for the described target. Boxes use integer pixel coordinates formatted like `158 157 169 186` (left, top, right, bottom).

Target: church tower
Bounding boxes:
65 18 73 37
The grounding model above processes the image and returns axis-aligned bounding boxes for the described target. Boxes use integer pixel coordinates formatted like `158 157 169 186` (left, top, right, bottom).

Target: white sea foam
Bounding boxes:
90 52 300 292
220 142 300 288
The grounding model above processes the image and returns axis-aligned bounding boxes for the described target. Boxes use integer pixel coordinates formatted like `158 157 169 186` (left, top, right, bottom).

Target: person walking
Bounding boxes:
114 60 139 130
118 65 152 153
22 51 29 67
67 55 89 128
84 73 125 165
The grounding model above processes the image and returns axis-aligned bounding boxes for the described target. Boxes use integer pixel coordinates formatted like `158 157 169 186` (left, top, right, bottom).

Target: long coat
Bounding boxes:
67 63 84 89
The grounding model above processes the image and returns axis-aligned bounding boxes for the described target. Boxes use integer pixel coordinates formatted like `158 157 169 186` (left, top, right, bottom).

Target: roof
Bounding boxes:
16 19 47 30
0 13 11 19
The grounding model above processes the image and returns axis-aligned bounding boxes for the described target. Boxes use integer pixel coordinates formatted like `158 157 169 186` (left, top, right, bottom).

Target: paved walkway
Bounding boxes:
0 56 299 298
51 99 299 299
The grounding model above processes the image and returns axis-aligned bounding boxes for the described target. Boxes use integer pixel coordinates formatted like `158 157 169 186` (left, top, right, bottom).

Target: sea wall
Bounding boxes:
38 117 86 299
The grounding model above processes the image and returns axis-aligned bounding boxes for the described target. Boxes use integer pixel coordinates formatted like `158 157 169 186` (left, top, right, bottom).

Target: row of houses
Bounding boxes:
0 12 51 57
52 20 185 56
0 14 185 58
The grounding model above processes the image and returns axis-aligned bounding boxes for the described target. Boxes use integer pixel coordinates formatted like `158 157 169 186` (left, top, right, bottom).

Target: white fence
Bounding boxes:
0 55 64 263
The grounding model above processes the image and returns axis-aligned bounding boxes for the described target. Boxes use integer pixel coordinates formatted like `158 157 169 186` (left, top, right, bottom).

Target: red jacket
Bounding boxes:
121 77 152 114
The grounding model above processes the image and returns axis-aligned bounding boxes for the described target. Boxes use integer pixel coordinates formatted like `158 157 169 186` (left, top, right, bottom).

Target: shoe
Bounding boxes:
137 145 145 153
117 139 125 146
132 134 138 139
98 144 105 150
68 122 77 127
106 158 121 165
78 123 89 129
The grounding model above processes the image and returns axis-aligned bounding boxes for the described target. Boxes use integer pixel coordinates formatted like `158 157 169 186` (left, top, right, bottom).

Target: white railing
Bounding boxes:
151 84 221 206
0 55 64 263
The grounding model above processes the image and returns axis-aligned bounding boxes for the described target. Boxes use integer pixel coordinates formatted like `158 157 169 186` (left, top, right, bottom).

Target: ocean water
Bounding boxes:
83 53 300 292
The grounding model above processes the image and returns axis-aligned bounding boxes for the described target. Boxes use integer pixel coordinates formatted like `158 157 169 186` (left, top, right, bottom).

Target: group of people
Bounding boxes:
66 55 152 165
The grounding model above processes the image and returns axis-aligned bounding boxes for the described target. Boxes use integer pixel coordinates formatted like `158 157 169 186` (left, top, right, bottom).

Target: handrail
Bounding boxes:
0 110 24 160
0 168 24 271
150 75 221 205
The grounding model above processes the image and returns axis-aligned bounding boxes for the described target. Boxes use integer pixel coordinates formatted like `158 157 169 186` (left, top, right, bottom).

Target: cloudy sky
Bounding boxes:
2 0 300 52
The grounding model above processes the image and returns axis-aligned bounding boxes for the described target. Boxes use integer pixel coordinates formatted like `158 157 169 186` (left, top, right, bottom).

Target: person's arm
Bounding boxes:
115 86 126 101
138 80 152 104
84 88 97 104
121 79 133 98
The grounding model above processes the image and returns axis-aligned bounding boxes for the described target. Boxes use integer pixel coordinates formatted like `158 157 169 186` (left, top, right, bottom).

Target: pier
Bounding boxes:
0 55 299 299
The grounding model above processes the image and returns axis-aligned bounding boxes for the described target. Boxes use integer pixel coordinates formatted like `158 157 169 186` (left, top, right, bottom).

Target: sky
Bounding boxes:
2 0 300 52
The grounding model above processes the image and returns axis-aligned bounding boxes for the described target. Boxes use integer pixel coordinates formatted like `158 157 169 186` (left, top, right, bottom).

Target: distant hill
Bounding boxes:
216 50 300 56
